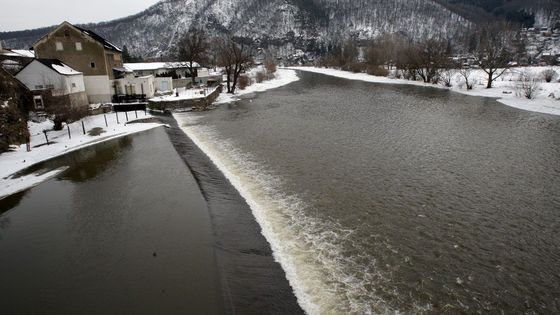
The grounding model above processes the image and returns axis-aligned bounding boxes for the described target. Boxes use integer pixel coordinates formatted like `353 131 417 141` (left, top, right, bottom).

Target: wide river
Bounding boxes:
1 71 560 314
175 71 560 314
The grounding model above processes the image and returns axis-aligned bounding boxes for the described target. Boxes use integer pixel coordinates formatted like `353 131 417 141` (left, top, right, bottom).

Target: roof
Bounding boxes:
74 25 122 52
11 50 35 58
35 59 82 75
124 61 201 72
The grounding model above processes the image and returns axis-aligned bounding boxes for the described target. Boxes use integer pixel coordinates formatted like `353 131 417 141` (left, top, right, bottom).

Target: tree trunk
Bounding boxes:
225 67 232 93
487 71 493 88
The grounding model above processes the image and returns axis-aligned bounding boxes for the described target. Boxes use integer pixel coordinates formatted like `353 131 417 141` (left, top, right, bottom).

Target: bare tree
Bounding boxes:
477 22 513 88
415 38 450 84
216 37 253 94
458 68 475 90
177 29 210 86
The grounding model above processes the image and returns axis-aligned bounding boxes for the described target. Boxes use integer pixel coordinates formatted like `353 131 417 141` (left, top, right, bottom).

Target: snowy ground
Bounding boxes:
290 66 560 116
0 111 163 200
150 85 221 102
214 68 300 105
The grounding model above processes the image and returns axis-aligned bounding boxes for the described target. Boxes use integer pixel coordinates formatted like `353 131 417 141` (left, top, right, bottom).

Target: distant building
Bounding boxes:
33 21 123 103
15 59 88 111
123 62 200 78
0 47 35 74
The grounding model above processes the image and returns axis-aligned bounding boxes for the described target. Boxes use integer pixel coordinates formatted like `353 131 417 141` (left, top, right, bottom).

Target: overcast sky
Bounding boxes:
0 0 161 31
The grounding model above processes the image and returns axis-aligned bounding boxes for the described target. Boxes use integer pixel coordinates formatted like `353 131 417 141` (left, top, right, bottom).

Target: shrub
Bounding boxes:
541 68 557 83
367 66 389 77
265 59 277 74
345 62 365 73
0 102 29 152
238 75 251 90
439 69 456 87
256 71 266 83
515 71 540 99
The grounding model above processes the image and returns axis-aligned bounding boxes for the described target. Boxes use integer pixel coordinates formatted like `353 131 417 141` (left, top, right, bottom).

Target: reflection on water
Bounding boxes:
10 136 133 183
0 128 222 314
0 192 26 215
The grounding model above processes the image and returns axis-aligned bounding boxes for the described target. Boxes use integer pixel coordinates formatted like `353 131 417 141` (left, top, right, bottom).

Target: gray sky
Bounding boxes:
0 0 161 31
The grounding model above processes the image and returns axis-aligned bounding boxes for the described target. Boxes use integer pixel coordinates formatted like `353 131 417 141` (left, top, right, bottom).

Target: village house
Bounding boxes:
0 41 35 74
122 62 219 88
33 21 123 104
113 73 157 102
15 59 88 111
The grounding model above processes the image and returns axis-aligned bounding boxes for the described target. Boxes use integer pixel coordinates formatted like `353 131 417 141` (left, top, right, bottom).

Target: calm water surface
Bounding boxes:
0 128 222 314
176 71 560 314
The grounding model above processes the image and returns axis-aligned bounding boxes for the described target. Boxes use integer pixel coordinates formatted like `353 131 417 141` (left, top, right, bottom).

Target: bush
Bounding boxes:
255 71 266 83
439 69 456 87
0 102 29 152
265 59 277 74
515 71 540 99
367 66 389 77
238 75 250 90
541 68 557 83
345 62 365 73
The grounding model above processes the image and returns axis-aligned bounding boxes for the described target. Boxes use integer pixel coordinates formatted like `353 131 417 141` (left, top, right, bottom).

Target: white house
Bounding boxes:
15 59 88 111
113 73 156 99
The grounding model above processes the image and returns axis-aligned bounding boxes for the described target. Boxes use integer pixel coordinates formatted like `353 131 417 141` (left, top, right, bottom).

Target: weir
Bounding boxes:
157 114 304 314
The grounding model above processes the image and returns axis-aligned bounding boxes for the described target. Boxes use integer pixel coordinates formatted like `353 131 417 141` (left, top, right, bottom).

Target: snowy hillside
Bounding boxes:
1 0 559 60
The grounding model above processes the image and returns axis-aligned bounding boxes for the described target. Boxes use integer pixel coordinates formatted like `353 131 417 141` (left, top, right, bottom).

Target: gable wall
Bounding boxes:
34 23 109 77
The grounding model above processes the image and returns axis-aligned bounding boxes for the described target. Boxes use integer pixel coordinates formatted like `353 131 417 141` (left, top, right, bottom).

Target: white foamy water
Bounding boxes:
174 113 401 315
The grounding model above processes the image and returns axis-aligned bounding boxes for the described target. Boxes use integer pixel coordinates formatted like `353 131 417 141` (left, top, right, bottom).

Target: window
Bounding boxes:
55 42 63 51
64 29 70 38
45 84 54 89
71 83 77 88
75 42 82 51
33 96 44 109
90 62 96 68
34 85 44 90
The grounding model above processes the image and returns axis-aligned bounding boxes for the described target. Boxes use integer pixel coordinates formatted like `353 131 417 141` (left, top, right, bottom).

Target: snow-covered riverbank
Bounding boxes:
0 112 163 200
290 67 560 116
214 68 300 104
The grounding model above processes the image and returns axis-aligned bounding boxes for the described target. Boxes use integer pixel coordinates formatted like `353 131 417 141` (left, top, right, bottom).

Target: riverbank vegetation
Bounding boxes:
0 68 30 153
315 21 559 99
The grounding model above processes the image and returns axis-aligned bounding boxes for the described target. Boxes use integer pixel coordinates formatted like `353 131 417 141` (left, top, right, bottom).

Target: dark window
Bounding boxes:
64 30 70 38
90 62 96 68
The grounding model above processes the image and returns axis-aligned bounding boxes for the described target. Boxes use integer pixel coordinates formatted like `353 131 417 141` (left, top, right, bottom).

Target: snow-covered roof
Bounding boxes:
11 50 35 58
35 59 82 75
124 61 201 72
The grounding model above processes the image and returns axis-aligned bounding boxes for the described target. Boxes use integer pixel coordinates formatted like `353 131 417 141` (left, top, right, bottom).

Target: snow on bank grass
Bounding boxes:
150 85 221 102
214 68 300 105
290 66 560 116
0 112 163 200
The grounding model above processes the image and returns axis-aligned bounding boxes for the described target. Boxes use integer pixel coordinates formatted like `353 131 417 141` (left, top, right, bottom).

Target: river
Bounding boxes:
1 70 560 314
174 71 560 314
